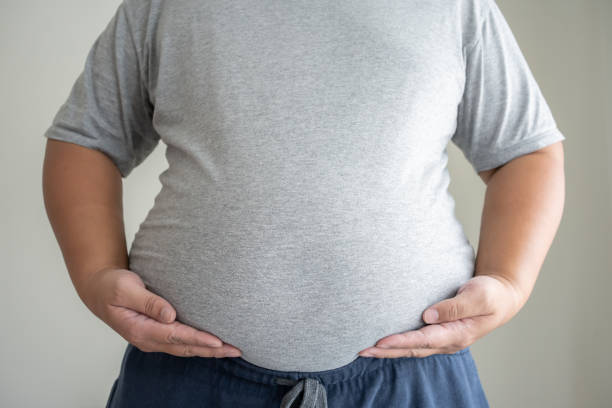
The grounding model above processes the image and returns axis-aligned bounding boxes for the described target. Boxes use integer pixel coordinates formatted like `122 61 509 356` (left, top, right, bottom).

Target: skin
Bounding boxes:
42 139 242 358
358 141 565 358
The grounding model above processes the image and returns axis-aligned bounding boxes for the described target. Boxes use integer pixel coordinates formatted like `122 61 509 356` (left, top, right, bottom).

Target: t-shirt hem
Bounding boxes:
471 127 566 173
43 127 133 178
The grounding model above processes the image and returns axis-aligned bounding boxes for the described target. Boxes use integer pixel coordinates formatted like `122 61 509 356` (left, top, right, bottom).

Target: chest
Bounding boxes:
148 0 466 161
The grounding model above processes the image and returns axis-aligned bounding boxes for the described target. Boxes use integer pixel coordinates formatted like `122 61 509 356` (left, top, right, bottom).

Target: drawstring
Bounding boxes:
276 377 328 408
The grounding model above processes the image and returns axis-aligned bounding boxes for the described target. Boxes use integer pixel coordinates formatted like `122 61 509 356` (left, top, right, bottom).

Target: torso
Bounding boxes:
129 0 483 372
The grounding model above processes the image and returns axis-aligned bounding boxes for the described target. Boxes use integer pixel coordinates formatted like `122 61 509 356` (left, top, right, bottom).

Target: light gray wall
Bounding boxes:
1 0 609 407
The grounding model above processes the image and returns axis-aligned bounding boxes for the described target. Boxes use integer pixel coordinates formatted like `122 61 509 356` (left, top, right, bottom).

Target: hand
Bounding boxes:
357 274 523 358
80 267 243 358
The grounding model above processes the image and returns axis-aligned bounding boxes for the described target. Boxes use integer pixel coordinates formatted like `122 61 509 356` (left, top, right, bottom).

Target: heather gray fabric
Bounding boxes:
44 0 566 372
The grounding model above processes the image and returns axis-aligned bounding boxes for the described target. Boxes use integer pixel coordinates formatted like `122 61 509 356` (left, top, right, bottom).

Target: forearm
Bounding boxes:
42 139 128 306
474 143 565 320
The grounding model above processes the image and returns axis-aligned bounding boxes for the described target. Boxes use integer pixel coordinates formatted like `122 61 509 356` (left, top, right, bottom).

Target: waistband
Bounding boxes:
190 346 470 388
190 347 470 408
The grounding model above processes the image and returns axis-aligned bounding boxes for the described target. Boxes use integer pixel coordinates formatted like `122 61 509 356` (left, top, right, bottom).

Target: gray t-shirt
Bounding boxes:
44 0 565 372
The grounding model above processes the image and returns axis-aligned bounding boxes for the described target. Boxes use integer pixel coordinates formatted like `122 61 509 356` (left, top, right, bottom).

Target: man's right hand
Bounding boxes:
80 267 243 358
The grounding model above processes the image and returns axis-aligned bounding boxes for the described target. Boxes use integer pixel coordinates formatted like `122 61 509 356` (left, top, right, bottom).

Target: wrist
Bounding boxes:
476 271 527 321
73 264 123 314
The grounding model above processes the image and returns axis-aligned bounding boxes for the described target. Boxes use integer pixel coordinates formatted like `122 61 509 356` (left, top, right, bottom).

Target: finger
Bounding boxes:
422 283 488 324
359 347 447 359
375 318 477 349
150 321 225 348
153 342 242 358
376 326 437 349
109 305 225 349
112 275 177 324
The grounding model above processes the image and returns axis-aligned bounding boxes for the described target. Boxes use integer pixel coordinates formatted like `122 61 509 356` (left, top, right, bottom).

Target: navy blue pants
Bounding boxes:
105 342 489 407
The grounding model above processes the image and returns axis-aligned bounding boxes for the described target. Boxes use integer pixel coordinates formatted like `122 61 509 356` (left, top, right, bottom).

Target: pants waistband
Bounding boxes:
190 347 470 388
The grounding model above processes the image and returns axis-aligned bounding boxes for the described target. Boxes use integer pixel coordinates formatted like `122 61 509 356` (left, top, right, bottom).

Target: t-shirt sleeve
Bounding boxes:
43 0 160 178
450 0 566 174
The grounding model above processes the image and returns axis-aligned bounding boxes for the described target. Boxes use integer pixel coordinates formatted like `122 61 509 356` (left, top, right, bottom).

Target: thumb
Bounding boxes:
423 285 476 324
118 274 176 323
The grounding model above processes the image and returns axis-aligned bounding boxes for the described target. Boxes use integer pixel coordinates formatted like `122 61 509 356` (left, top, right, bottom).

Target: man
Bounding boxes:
43 0 564 406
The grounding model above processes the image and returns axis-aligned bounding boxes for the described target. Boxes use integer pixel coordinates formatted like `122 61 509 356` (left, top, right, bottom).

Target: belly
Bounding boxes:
128 186 475 372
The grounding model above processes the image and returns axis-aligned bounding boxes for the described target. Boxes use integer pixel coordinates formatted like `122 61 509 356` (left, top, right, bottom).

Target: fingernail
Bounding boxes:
226 350 241 357
424 308 438 323
161 307 173 322
359 352 374 357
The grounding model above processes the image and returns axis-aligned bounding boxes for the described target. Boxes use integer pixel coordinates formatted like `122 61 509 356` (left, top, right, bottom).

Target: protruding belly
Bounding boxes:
128 188 475 372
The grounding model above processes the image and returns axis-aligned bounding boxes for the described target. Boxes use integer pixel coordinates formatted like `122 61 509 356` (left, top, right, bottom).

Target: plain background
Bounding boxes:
1 0 610 406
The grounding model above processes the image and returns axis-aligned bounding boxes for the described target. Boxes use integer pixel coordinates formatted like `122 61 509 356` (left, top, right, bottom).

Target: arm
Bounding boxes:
474 141 565 322
42 2 241 358
357 0 567 358
42 138 127 307
42 138 240 357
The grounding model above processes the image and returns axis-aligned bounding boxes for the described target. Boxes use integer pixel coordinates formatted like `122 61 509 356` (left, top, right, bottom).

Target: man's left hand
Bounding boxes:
357 274 524 358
